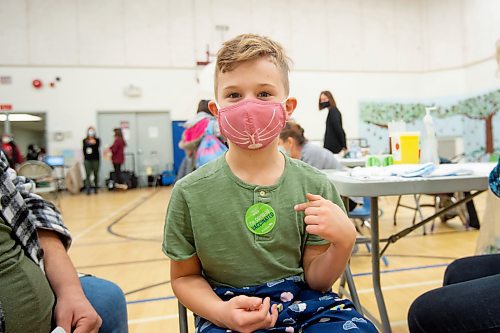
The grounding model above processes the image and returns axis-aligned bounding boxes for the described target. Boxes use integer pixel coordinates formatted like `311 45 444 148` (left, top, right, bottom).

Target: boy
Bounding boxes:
163 34 376 332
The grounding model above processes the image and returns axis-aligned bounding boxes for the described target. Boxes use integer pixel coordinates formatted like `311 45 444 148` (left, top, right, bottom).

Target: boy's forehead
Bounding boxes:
217 57 285 91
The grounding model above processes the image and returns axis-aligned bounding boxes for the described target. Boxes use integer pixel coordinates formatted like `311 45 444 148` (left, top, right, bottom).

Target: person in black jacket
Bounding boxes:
319 90 347 154
82 126 100 194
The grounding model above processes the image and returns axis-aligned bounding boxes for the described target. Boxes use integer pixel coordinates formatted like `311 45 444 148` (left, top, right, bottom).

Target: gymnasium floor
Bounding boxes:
60 187 485 333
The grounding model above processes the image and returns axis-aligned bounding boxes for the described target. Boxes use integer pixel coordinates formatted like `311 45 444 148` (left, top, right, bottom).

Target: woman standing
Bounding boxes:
109 128 127 190
319 90 347 154
82 126 100 194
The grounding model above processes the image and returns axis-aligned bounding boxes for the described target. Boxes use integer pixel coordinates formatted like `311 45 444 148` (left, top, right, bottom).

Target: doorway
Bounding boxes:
97 111 173 187
0 112 47 163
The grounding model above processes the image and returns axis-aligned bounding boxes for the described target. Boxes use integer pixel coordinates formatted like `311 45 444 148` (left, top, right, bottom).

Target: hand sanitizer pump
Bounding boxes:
421 106 440 164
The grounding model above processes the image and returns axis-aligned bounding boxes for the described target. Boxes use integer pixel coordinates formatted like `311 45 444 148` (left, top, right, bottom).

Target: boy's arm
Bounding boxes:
303 242 353 292
296 193 356 292
171 255 278 331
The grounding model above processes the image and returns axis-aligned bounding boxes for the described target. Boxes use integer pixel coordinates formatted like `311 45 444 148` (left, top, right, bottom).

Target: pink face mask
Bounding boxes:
216 99 287 150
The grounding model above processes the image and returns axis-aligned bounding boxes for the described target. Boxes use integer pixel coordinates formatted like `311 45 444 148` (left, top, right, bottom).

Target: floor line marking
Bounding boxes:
353 263 449 277
128 313 192 325
356 279 442 294
72 193 151 241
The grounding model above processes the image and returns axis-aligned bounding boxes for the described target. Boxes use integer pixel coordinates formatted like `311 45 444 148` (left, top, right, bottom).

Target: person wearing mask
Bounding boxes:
279 121 358 211
82 127 101 195
319 90 347 154
1 134 23 169
26 144 41 161
109 128 127 190
279 121 343 170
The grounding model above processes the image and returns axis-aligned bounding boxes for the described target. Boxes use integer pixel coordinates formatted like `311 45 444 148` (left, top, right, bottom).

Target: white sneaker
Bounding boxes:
115 183 128 190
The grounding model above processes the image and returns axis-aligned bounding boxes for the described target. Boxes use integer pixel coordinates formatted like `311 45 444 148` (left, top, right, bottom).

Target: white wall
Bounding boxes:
0 0 499 153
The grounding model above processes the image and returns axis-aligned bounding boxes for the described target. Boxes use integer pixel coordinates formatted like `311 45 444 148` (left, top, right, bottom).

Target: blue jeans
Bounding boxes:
408 254 500 333
80 276 128 333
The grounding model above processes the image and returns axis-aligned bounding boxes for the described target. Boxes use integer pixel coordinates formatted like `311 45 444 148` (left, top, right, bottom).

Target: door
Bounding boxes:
97 111 172 187
136 112 173 182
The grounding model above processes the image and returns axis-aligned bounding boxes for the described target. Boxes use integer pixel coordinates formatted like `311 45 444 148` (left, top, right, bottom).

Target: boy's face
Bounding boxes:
209 57 296 115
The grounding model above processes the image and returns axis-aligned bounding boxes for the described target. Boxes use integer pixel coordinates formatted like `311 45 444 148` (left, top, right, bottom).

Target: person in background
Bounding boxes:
26 144 41 161
83 126 101 195
176 99 225 181
1 134 23 169
279 121 358 212
109 128 127 190
279 121 343 170
319 90 347 154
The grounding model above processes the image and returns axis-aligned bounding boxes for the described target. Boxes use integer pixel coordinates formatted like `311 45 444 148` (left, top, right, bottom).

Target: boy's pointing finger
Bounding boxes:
294 200 322 211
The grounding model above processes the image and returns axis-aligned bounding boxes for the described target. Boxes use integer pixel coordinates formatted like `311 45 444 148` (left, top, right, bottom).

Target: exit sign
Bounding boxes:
0 104 13 111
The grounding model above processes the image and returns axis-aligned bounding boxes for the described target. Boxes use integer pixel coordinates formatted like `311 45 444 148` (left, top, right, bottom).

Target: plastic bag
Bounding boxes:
476 189 500 254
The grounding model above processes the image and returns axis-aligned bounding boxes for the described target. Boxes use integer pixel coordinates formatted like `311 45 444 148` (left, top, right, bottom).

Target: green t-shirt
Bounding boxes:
162 154 345 288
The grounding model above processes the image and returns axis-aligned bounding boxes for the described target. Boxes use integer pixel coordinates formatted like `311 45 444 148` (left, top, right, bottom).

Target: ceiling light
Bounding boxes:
0 114 42 121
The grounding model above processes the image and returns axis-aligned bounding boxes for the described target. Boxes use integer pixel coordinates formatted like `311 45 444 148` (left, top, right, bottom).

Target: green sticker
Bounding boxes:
245 203 276 235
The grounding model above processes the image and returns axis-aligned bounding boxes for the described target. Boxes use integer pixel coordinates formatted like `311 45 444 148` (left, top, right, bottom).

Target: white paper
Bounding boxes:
148 126 159 138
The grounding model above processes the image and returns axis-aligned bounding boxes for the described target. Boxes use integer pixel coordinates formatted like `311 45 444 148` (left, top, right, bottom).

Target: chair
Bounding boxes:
17 160 60 206
177 265 364 333
349 197 371 229
393 193 469 234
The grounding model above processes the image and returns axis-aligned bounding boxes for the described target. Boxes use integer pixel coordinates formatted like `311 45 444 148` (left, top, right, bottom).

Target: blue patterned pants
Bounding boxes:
196 276 377 332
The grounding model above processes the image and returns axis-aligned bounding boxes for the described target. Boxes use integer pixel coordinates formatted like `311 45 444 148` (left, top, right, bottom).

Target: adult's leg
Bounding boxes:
408 273 500 333
80 275 128 333
113 163 122 184
84 160 92 193
443 254 500 286
91 160 100 192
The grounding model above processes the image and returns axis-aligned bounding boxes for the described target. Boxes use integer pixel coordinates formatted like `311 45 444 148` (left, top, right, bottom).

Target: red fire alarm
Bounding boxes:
32 79 43 89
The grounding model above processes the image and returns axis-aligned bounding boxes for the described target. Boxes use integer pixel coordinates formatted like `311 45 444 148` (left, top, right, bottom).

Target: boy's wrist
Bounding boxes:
212 299 229 328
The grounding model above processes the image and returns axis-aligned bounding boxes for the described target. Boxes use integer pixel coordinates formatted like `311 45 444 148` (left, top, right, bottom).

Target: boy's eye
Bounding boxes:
258 92 272 98
227 92 241 99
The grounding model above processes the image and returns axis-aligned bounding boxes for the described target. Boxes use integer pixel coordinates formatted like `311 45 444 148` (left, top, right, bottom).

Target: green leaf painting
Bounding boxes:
360 89 500 155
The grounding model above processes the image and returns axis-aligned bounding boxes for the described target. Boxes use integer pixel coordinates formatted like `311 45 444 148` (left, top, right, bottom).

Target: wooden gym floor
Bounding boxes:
58 187 486 333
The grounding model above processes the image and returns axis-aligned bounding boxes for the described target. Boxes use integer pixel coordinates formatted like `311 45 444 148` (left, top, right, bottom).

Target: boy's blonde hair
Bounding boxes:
214 34 291 96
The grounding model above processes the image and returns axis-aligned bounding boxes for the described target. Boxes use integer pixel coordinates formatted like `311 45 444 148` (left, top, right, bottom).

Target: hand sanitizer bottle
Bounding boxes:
421 106 440 165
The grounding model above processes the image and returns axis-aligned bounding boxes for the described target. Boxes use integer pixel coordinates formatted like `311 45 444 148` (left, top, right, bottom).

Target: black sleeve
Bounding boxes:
337 110 347 149
329 108 347 149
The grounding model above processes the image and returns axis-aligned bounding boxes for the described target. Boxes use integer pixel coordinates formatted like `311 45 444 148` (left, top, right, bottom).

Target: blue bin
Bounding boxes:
162 170 176 185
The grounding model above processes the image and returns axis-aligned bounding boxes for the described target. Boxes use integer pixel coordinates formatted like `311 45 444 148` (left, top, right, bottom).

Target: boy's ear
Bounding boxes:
208 100 219 117
284 97 297 119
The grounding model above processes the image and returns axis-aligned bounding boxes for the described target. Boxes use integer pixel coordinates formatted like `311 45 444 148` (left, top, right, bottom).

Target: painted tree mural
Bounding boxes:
448 89 499 154
360 102 429 127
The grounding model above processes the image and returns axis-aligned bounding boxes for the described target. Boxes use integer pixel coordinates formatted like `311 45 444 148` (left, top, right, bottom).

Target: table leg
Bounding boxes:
371 197 392 333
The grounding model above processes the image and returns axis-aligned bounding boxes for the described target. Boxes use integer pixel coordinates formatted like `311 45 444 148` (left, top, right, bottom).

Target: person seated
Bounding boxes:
278 121 343 170
0 151 128 333
279 121 359 212
164 33 376 333
407 160 500 333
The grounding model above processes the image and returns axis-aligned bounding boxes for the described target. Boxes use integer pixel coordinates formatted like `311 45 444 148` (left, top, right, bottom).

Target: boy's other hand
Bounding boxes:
295 193 356 247
221 295 278 332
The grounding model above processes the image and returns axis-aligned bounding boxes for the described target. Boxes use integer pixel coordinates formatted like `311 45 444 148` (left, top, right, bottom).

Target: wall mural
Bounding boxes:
359 88 500 161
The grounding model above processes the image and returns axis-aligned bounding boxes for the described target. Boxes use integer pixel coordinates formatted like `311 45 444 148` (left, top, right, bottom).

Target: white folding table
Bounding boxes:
323 163 495 332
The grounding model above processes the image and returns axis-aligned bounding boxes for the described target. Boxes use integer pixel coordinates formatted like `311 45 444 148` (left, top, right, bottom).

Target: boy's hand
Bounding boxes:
220 296 278 332
295 193 356 246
